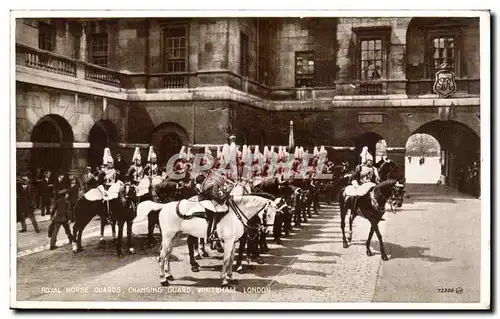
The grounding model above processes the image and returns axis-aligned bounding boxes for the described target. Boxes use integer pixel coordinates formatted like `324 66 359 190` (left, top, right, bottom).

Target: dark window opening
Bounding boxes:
295 51 315 88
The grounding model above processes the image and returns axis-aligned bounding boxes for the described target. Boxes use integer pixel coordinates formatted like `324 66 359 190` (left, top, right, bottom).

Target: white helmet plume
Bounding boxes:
132 147 141 162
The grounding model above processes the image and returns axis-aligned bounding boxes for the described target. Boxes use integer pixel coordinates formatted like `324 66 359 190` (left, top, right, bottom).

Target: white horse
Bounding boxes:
135 194 280 287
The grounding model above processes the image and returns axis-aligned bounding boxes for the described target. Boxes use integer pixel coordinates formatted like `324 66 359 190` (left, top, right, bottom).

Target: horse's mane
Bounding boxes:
374 179 398 196
247 192 277 200
233 194 271 207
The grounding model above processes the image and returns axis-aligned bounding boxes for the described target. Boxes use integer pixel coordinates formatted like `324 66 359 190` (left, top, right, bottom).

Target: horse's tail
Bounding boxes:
135 200 164 223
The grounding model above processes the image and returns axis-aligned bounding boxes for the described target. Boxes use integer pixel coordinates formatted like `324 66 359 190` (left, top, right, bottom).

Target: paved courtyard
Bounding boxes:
15 184 482 304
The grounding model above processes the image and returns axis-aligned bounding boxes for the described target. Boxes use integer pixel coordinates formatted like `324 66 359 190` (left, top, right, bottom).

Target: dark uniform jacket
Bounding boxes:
17 183 35 221
39 177 54 200
53 197 73 222
114 160 129 181
54 178 68 195
68 180 81 207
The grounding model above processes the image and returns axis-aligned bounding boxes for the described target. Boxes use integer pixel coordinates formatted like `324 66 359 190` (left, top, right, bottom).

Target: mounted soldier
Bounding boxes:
127 147 144 186
97 148 121 195
348 146 382 218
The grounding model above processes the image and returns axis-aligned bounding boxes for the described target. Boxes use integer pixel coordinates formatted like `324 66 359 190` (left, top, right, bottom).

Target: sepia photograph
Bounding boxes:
10 9 490 310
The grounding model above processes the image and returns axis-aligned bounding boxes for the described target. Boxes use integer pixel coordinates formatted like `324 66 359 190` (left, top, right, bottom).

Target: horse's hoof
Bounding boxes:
236 266 245 274
191 266 200 273
343 242 348 249
160 279 169 287
217 248 224 253
275 239 282 245
195 254 202 260
260 248 270 254
129 248 136 254
166 275 174 281
72 249 78 253
201 251 209 257
381 254 389 261
366 250 373 257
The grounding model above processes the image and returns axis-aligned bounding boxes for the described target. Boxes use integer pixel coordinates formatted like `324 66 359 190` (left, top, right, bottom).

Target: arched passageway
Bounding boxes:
88 120 119 169
405 133 441 184
151 122 190 165
405 120 480 190
30 114 74 173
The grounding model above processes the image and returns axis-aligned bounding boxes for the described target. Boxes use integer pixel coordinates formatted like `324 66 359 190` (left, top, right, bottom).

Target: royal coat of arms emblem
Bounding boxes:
433 61 458 98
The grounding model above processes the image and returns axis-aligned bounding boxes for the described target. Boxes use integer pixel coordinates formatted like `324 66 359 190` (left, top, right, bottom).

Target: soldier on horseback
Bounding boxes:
349 146 381 217
97 148 120 224
126 147 145 186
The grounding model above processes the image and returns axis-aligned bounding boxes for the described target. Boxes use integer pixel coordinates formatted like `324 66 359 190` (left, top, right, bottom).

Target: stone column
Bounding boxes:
79 22 87 61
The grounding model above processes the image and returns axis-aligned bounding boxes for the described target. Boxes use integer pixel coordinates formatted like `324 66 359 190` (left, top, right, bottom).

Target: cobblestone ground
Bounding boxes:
16 202 387 303
15 185 483 305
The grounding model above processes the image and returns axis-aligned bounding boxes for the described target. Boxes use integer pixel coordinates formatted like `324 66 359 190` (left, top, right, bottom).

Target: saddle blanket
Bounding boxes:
84 182 123 202
178 197 228 219
345 182 376 198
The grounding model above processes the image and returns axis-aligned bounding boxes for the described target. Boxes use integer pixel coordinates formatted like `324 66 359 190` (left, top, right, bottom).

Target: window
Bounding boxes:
430 36 456 75
240 32 249 77
38 21 55 52
295 51 315 87
353 26 391 82
90 33 109 67
360 39 383 81
163 25 188 73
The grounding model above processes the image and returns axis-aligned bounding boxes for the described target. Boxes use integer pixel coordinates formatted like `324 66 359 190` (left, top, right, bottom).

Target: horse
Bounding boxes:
338 179 406 261
72 181 124 255
135 194 280 287
114 182 139 256
376 160 406 213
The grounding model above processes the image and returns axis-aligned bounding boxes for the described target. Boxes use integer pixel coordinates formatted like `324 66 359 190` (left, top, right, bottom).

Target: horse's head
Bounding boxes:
122 182 137 200
391 180 406 209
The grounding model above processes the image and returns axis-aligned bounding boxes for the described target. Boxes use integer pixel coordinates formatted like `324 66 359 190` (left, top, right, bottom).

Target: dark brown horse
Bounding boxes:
338 179 405 261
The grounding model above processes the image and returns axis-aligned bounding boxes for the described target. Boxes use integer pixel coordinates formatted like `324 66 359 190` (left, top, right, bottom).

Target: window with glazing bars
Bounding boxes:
90 33 109 67
360 39 383 81
295 51 315 87
430 36 455 74
163 26 187 73
38 21 55 52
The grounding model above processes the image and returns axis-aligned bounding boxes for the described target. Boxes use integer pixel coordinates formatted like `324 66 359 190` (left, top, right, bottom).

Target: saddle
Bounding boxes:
84 182 123 202
175 196 228 220
344 182 376 199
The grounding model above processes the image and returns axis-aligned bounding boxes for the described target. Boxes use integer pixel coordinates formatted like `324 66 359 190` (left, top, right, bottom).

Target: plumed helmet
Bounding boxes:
204 146 212 155
242 145 248 161
216 146 222 159
320 145 327 155
179 146 186 159
313 146 319 157
147 146 154 162
132 147 141 162
103 147 113 165
222 143 230 162
294 146 300 159
360 146 370 164
229 142 237 162
263 146 270 162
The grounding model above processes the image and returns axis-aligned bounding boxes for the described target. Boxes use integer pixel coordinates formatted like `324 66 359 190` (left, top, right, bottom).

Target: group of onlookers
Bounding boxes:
457 161 481 198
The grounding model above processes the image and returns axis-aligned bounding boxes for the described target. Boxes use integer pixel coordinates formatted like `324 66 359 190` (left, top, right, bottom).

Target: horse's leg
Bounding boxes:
340 200 349 249
112 220 117 240
147 212 155 248
200 238 209 257
100 218 105 244
226 241 238 284
220 239 237 288
116 220 124 257
72 224 79 253
127 220 135 254
348 213 356 243
365 226 375 257
236 236 246 274
373 223 389 261
159 232 176 286
187 235 200 272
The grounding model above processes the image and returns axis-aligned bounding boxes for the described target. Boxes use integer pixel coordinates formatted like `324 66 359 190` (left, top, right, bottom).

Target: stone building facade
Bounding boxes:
15 17 481 186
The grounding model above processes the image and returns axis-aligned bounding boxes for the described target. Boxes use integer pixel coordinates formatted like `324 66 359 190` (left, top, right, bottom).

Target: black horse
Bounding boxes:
339 179 405 261
72 183 135 256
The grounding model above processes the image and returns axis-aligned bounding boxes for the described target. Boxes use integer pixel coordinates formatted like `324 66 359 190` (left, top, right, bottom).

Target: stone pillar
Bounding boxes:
79 22 87 61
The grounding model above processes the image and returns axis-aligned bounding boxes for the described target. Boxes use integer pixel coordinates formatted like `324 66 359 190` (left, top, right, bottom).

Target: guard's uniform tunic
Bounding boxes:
99 168 119 190
127 164 144 185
